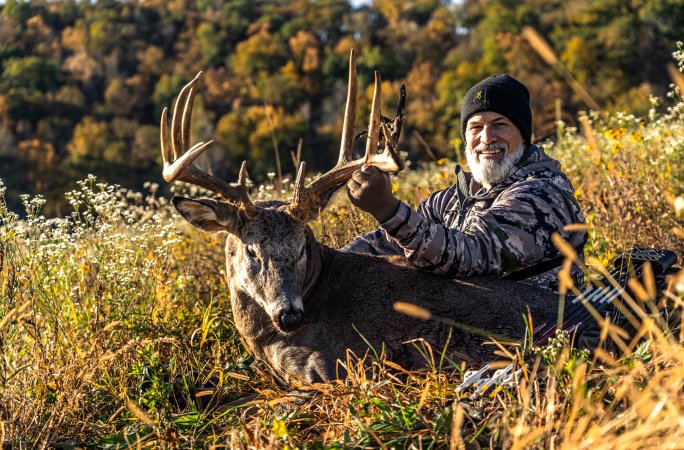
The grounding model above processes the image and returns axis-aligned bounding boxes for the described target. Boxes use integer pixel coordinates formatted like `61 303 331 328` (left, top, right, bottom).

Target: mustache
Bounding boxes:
474 142 508 152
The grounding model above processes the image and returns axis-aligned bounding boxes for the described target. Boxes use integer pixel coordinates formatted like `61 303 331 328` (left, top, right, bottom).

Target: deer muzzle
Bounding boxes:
269 293 304 333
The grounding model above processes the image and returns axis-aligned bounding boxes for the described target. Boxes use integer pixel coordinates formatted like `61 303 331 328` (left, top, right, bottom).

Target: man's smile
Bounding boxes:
478 148 504 159
475 143 508 161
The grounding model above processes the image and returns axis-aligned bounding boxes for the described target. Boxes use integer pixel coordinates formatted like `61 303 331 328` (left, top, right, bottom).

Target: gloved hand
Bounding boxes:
347 164 400 223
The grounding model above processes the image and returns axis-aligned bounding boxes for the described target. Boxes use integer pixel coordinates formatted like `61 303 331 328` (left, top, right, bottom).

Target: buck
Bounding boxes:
160 52 562 383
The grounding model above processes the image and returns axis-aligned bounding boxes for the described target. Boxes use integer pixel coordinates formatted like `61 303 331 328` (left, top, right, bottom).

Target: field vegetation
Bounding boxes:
1 66 683 447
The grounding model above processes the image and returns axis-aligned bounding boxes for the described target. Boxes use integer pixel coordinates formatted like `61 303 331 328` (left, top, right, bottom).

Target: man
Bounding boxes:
344 74 586 290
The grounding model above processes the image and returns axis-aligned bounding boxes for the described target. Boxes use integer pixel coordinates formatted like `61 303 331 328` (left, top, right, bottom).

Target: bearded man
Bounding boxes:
344 74 586 290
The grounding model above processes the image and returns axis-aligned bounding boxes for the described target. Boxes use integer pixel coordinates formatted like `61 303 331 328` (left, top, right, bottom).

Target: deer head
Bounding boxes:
161 50 404 333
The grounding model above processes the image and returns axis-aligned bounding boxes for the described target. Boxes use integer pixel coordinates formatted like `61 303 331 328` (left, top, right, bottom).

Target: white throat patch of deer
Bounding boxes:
160 50 561 383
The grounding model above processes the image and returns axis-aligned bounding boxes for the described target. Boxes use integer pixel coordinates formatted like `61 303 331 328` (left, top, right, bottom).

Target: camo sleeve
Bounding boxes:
379 179 583 277
340 183 460 256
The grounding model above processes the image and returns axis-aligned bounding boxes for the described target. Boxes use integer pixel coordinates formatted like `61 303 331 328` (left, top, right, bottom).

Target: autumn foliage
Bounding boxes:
1 0 683 215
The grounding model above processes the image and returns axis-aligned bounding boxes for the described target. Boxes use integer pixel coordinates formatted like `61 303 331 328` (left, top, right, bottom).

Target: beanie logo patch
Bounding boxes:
475 90 483 100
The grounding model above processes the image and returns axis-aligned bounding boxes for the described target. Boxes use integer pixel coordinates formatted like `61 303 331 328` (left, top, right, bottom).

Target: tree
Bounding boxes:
215 105 305 179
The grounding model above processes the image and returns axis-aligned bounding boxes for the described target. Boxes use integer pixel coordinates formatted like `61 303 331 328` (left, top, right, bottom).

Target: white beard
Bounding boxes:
466 142 526 189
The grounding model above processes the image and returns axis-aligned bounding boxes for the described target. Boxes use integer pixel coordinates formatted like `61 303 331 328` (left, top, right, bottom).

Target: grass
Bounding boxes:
2 69 684 450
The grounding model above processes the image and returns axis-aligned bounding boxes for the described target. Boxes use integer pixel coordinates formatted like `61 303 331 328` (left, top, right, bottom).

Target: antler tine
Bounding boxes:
237 160 249 188
171 74 200 160
288 54 404 221
160 106 172 168
160 74 254 212
181 71 201 153
162 105 212 182
236 161 254 211
291 161 307 208
338 49 357 165
364 71 382 164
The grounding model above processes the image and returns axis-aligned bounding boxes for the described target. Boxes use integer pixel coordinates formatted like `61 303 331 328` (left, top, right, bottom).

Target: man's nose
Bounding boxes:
481 125 497 144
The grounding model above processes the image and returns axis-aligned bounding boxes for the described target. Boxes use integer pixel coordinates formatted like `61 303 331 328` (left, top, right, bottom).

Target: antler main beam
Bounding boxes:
290 49 404 220
160 73 253 213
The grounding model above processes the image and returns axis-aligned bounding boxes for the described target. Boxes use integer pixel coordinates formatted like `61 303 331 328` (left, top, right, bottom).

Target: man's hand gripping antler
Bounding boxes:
347 85 406 222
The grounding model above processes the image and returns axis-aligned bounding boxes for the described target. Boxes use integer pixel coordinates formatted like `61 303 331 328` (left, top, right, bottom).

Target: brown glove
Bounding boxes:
347 164 400 223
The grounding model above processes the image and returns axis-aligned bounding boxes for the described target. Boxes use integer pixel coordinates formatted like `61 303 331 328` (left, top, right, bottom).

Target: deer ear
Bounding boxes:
172 196 245 234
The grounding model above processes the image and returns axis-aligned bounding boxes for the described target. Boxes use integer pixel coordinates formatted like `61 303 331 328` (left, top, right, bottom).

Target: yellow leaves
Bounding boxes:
288 31 319 73
436 157 449 166
67 116 112 161
61 26 87 52
280 60 297 76
334 37 355 56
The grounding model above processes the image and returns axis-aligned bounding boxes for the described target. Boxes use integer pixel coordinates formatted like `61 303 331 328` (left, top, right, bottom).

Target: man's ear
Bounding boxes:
172 196 245 234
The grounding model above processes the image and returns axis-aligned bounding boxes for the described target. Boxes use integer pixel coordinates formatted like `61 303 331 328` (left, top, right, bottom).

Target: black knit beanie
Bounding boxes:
460 74 532 146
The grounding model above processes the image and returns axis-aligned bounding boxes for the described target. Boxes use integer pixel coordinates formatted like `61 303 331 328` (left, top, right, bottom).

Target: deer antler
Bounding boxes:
160 72 254 215
289 49 405 220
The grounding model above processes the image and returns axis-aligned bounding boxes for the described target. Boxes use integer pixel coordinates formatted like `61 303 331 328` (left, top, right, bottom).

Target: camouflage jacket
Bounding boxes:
342 145 587 291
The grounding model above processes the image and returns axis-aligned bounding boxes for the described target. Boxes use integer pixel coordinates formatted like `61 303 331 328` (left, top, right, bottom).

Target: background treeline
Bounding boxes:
0 0 682 215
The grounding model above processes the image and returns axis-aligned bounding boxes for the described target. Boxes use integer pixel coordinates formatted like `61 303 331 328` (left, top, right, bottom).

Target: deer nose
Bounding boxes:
278 309 304 332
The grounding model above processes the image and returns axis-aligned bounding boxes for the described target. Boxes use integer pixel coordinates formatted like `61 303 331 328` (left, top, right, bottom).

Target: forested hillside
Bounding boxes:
1 0 682 215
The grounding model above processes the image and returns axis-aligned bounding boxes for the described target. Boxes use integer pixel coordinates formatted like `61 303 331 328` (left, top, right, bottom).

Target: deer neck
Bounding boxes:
302 230 323 300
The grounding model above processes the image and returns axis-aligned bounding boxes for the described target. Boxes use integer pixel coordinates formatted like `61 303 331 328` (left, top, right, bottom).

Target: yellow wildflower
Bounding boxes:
611 142 621 154
604 127 626 140
272 419 289 437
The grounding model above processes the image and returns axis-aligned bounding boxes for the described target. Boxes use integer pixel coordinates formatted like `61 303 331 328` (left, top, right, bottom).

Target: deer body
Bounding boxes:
161 54 561 384
180 199 560 383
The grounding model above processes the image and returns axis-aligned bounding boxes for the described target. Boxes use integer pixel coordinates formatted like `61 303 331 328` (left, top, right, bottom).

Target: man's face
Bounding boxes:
465 111 526 188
